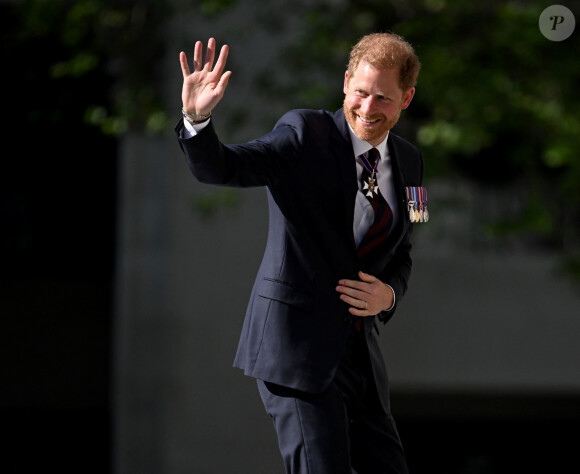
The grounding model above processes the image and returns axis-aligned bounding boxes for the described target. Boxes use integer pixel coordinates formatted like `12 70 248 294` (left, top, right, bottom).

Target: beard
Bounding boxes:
343 99 401 144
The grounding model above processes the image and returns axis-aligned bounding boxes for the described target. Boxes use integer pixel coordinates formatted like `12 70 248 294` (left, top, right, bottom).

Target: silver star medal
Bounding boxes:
408 200 416 222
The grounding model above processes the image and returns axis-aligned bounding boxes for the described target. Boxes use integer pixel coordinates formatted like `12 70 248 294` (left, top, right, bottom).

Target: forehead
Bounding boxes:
349 62 401 89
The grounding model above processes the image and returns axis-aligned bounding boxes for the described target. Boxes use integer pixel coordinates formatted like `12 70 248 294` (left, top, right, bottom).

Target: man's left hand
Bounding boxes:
336 271 394 316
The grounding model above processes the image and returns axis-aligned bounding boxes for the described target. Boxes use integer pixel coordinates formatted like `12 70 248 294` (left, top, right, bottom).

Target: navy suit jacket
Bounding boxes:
176 108 423 407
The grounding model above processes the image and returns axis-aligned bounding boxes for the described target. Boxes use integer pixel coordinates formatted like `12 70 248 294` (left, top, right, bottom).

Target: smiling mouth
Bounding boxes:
357 115 380 125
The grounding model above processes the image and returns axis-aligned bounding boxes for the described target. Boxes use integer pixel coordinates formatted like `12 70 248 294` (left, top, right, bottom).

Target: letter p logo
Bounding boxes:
550 15 565 30
540 5 575 41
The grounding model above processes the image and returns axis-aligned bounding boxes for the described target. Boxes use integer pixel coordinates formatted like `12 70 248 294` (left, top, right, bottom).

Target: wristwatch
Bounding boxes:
182 108 211 124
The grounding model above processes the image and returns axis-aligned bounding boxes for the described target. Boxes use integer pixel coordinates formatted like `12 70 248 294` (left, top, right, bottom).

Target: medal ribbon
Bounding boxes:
405 187 416 207
405 187 429 208
359 151 379 175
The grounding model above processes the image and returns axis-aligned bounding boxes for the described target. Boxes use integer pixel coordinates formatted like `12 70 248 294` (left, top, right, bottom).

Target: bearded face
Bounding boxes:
343 62 414 146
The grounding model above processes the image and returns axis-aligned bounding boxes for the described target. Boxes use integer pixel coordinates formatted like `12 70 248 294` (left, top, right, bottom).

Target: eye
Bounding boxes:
355 89 368 97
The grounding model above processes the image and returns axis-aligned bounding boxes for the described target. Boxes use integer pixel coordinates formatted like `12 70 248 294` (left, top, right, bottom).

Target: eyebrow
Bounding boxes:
354 86 388 97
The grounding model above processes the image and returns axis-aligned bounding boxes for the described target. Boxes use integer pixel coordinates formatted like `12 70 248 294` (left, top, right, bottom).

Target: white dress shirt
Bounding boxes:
346 126 398 248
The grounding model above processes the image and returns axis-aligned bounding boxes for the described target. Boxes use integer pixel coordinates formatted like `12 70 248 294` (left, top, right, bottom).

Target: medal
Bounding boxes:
408 200 416 222
359 151 379 198
363 175 378 197
405 186 429 223
420 187 429 222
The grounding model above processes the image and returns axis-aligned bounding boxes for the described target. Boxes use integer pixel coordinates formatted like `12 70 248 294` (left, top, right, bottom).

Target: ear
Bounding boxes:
343 71 349 94
401 87 415 110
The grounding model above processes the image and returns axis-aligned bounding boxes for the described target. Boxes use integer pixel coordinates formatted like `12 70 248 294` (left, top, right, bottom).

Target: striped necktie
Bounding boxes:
357 148 393 259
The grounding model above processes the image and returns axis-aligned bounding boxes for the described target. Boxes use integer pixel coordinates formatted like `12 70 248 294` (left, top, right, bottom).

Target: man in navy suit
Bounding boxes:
176 33 423 474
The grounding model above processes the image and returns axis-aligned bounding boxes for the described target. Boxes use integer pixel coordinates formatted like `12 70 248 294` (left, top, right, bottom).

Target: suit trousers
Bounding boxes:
257 323 409 474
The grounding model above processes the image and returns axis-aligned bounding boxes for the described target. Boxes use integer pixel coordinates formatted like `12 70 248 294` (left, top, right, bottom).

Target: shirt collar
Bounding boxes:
347 124 389 163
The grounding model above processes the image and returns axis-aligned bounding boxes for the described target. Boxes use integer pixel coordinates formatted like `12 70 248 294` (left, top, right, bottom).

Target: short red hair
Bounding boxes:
347 32 421 91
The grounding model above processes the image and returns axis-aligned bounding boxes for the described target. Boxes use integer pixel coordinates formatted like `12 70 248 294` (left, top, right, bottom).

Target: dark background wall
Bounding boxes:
1 2 116 471
2 1 580 473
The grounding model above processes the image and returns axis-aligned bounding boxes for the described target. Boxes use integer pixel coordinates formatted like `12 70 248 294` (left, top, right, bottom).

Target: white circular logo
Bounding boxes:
539 5 575 41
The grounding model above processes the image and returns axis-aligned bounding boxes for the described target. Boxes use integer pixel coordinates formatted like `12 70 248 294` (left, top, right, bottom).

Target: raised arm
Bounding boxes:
180 38 232 122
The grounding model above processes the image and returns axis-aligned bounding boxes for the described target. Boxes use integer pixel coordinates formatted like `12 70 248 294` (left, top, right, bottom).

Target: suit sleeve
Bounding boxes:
377 227 413 324
175 112 305 188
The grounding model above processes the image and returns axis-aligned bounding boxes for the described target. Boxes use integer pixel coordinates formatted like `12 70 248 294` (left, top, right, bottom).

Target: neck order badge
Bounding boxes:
360 148 380 198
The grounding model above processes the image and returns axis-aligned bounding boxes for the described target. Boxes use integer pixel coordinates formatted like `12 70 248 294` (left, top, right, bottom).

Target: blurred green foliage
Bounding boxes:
10 0 171 135
198 0 238 17
407 1 579 279
6 0 579 278
399 2 579 268
259 0 580 279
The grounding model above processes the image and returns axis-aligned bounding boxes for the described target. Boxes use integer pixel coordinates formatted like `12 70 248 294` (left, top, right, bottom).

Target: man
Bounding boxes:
176 33 424 474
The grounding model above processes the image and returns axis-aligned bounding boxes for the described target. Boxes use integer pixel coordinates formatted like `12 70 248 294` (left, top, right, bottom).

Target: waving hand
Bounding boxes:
180 38 231 120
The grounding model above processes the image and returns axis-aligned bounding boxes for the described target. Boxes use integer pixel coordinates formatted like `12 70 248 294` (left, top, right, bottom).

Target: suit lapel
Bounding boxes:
387 132 410 236
332 109 358 252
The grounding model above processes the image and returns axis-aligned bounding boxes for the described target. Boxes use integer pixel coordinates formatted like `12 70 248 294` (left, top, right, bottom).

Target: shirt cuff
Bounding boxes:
384 283 396 311
182 117 211 138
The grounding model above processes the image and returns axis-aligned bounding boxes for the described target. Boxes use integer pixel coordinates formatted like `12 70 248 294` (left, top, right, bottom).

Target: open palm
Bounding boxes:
180 38 231 117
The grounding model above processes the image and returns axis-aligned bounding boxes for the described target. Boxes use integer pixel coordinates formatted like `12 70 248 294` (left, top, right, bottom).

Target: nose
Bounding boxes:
360 96 375 115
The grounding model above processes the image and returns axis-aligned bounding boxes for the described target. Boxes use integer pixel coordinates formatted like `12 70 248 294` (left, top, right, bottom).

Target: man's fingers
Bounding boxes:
183 39 229 79
336 273 387 316
203 37 216 71
337 285 371 311
180 51 191 78
180 41 204 79
337 283 364 297
216 70 232 94
193 40 203 71
358 271 378 283
337 279 366 292
213 44 230 75
340 293 369 309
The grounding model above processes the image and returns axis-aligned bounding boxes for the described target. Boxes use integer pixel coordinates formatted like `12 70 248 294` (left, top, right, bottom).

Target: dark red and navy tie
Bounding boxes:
353 148 393 331
357 148 393 259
